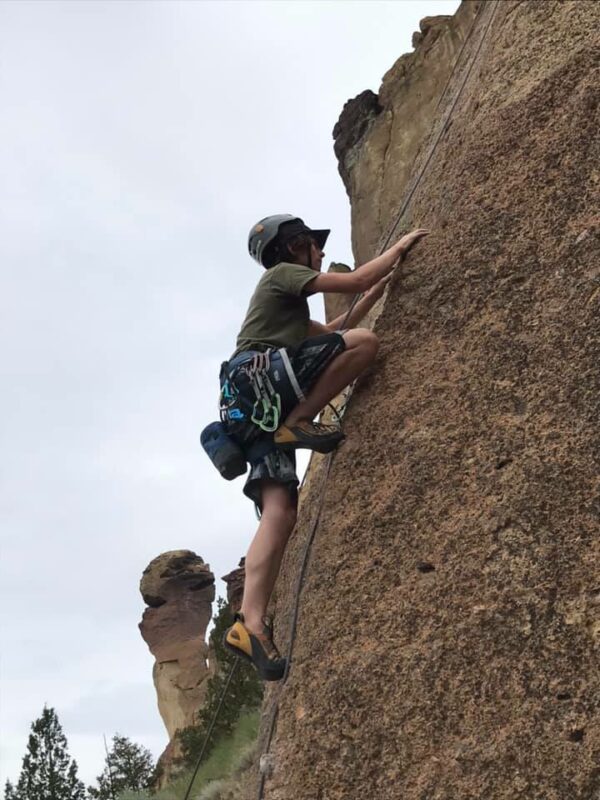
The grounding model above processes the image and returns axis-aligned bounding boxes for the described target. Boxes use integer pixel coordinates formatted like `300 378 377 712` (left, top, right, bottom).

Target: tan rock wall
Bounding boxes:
222 559 245 613
255 2 600 799
323 262 353 324
334 1 480 265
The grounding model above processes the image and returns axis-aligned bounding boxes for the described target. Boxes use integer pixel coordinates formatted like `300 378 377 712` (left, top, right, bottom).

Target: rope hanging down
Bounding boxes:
257 3 500 799
181 660 240 800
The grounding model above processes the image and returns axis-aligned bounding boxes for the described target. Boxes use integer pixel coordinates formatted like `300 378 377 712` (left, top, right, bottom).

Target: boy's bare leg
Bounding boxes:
284 328 379 427
240 481 297 635
239 330 377 633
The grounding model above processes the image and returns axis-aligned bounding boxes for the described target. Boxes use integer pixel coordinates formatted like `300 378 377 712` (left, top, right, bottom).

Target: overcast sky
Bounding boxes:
0 0 459 789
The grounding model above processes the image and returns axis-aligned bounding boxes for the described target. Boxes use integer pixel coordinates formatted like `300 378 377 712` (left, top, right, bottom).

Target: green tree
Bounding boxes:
87 735 154 799
7 706 85 800
4 781 17 800
177 598 263 767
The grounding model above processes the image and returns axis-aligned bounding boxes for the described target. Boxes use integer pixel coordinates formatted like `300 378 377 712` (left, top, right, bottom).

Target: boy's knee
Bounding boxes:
262 490 297 533
271 503 297 541
358 329 379 359
344 328 379 353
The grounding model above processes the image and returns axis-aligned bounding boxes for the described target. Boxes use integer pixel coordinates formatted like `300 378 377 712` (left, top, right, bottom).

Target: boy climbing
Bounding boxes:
216 214 427 680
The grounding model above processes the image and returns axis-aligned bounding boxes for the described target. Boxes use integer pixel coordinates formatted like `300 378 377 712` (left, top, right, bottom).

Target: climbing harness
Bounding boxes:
220 348 305 434
226 351 282 433
201 347 307 479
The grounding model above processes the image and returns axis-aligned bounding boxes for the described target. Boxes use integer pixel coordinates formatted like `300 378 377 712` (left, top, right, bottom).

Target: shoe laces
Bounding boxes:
297 420 340 435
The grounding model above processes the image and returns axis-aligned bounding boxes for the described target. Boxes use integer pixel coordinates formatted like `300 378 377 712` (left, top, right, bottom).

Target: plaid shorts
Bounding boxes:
227 332 345 509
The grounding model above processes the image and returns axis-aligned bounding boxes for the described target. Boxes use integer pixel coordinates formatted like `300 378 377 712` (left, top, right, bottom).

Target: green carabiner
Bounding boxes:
251 395 281 432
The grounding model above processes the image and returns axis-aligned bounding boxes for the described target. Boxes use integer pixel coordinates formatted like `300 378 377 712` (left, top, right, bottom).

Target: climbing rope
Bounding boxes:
256 3 500 798
256 446 336 797
432 0 483 116
340 0 499 331
181 660 239 800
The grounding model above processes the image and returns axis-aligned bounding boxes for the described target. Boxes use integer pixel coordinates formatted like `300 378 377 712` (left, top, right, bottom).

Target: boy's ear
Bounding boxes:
284 234 313 266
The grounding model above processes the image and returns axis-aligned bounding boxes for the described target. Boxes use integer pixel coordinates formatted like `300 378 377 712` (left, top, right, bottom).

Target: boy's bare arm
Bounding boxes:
305 278 389 336
306 228 428 296
306 319 331 336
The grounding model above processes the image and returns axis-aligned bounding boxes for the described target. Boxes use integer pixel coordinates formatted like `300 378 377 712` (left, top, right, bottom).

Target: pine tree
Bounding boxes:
87 735 154 799
177 598 263 766
8 706 85 800
4 781 17 800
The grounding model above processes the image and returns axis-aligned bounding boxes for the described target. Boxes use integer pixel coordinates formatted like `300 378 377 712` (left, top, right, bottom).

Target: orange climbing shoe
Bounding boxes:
223 613 286 682
274 420 344 453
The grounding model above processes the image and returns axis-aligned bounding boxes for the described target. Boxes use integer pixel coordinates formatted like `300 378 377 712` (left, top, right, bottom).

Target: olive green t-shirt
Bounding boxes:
233 261 318 356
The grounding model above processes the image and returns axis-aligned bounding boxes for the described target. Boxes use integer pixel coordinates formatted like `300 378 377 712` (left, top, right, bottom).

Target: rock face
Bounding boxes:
139 550 215 769
222 558 245 614
333 3 483 266
253 2 600 799
323 262 354 324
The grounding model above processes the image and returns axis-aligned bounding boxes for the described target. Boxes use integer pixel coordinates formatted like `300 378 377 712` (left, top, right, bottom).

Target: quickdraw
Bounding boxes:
220 351 284 434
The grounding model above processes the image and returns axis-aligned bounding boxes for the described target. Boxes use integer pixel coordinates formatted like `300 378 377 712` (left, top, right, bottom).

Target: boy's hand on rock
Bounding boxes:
398 228 429 256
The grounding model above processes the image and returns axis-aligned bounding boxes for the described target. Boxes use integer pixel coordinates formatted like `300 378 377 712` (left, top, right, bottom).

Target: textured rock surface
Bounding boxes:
139 550 215 770
252 2 600 799
334 1 480 265
222 558 245 613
